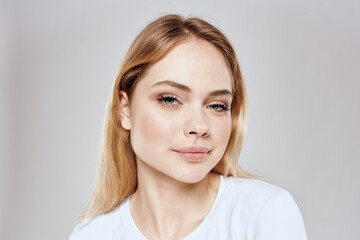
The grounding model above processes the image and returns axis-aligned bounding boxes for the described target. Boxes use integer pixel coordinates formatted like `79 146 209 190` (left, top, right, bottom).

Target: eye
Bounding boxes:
157 93 181 108
207 102 230 113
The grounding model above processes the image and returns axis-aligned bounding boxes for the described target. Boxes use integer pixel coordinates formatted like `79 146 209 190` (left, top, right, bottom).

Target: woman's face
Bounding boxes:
122 39 233 183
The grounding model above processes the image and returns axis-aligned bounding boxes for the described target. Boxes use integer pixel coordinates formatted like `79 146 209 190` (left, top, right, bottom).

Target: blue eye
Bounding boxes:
208 103 230 113
157 94 229 113
162 97 176 105
157 94 180 108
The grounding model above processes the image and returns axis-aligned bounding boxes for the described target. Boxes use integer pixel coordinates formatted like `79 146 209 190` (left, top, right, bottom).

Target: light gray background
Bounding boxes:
1 0 359 239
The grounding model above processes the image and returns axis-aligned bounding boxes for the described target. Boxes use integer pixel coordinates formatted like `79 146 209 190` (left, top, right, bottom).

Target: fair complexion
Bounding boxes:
119 39 233 240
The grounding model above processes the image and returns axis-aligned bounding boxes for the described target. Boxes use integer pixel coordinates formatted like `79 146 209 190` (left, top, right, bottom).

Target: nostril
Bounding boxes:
184 120 210 138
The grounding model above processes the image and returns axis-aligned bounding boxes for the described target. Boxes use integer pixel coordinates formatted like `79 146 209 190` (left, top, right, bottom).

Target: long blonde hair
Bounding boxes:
83 14 254 220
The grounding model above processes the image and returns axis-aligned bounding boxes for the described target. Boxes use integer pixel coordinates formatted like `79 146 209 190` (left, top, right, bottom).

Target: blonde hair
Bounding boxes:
82 14 254 220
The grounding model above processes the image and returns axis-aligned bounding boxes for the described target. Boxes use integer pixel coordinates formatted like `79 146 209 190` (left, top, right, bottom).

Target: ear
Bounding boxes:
118 90 131 130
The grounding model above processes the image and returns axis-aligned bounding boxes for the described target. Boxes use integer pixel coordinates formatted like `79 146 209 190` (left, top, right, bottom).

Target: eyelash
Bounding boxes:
208 102 230 112
157 94 230 113
157 94 181 108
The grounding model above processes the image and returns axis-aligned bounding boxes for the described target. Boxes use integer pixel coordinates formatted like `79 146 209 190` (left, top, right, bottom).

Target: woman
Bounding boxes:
70 14 307 240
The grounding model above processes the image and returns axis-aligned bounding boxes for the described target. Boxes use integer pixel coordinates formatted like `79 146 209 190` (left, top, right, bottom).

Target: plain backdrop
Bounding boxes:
1 0 359 239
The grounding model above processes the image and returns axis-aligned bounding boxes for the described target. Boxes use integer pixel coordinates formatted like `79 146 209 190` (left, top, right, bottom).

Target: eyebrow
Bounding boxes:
151 80 233 97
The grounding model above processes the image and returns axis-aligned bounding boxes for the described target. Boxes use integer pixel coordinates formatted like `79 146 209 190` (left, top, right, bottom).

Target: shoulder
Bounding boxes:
220 176 307 239
69 202 126 240
254 186 308 239
221 177 284 206
218 176 288 220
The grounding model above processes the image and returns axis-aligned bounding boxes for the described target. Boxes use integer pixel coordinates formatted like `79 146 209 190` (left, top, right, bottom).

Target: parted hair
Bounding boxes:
82 14 254 220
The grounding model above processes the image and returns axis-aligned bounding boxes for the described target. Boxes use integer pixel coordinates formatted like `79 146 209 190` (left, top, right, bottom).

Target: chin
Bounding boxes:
172 169 210 184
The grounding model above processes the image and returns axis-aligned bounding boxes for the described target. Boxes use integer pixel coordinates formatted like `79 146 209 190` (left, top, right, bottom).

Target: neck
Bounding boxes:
129 160 220 240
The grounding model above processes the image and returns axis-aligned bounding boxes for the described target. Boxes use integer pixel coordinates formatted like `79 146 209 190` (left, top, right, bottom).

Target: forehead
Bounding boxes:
138 39 232 92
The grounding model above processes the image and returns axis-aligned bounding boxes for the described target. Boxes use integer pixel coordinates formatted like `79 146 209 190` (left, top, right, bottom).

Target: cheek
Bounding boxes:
213 117 232 149
130 107 179 156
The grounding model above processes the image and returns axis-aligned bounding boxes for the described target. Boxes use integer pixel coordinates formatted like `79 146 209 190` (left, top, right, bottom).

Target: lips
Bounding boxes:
172 146 211 162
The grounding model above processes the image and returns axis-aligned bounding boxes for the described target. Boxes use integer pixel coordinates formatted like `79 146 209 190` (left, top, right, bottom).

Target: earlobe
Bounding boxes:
118 90 131 130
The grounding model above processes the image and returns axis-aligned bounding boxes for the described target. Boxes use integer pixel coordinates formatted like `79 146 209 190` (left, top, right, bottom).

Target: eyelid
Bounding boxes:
161 93 180 100
210 100 228 106
209 100 230 108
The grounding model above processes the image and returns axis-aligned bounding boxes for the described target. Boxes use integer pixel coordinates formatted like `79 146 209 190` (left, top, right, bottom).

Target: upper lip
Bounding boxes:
173 147 211 153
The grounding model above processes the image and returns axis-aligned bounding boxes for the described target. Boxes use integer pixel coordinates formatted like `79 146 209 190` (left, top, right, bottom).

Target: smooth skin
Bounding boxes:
119 38 233 240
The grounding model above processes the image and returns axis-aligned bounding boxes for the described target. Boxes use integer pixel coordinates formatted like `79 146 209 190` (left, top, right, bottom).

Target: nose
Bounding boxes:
183 108 210 138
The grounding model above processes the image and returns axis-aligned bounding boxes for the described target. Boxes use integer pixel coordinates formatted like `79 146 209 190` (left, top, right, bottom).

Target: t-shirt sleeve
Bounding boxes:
255 189 307 240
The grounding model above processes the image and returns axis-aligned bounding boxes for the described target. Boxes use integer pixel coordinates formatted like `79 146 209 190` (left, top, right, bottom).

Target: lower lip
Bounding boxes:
173 151 209 162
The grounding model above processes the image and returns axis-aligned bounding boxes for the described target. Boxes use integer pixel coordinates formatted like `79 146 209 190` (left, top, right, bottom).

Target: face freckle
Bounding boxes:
128 39 233 183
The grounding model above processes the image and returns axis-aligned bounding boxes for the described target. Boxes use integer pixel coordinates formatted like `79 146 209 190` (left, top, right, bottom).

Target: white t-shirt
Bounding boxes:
70 176 307 240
